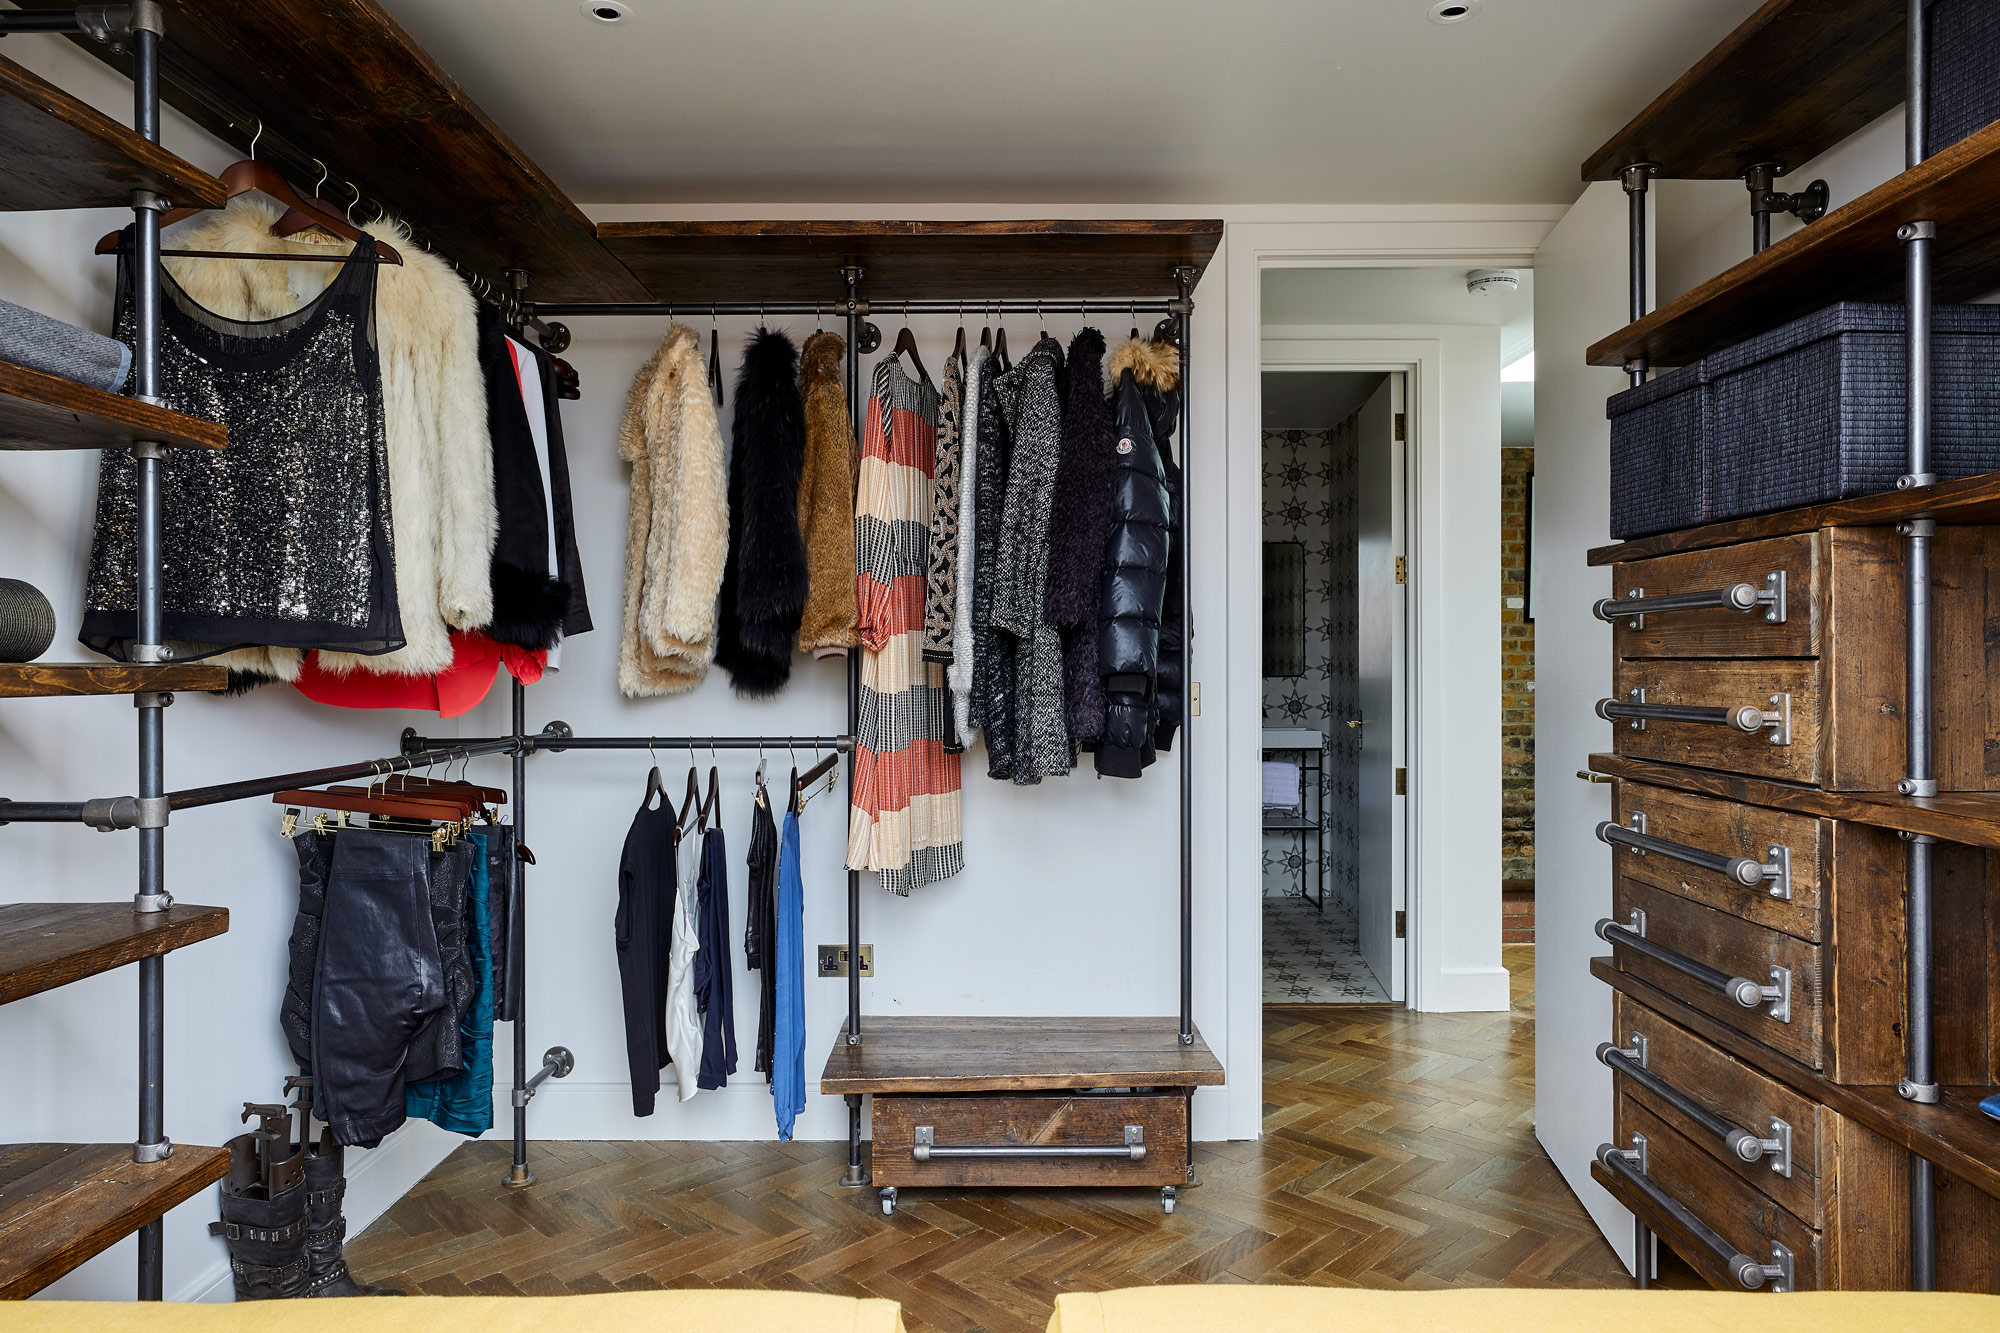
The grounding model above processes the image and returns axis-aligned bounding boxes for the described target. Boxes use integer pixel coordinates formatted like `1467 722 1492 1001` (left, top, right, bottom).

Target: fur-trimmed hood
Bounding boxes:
1107 335 1181 394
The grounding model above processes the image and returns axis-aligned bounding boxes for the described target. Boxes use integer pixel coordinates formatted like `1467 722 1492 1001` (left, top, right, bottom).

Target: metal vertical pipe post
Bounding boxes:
1900 0 1939 1293
1620 163 1656 389
1634 1219 1652 1290
504 677 535 1188
1174 267 1196 1046
840 265 868 1188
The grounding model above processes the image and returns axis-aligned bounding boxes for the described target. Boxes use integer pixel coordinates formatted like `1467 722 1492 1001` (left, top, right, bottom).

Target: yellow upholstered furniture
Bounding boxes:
14 1291 904 1332
1046 1287 2000 1333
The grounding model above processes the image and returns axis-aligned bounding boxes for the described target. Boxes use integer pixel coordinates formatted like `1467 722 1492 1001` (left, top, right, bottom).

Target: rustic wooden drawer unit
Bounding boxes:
1598 527 2000 790
869 1092 1188 1192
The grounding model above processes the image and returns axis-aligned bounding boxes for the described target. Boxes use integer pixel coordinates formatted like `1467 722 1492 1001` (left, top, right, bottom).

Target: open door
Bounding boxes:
1356 373 1408 1000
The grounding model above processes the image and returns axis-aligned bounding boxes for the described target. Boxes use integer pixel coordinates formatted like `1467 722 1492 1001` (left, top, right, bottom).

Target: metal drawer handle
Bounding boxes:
1597 688 1792 745
1597 1038 1793 1177
1594 571 1787 629
1597 813 1793 900
1597 1137 1794 1291
912 1124 1146 1162
1597 908 1792 1023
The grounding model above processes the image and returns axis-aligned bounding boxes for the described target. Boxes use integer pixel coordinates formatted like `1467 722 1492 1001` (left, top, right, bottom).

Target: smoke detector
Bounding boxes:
1467 268 1520 298
581 1 630 22
1428 1 1482 23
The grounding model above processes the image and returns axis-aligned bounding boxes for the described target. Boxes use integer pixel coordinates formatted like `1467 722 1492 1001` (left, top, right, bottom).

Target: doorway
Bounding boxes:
1260 369 1406 1004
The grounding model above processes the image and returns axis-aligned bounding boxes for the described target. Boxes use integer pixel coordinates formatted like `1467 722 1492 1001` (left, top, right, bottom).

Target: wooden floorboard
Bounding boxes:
351 946 1674 1329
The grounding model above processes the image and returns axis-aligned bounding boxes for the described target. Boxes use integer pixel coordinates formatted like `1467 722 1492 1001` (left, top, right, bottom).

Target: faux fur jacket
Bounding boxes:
158 198 494 681
715 330 810 696
794 331 859 657
1045 329 1117 741
616 325 729 696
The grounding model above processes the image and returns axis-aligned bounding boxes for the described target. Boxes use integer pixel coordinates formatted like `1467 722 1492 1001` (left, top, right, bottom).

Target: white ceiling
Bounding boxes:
378 0 1764 205
1263 371 1386 429
1262 266 1534 363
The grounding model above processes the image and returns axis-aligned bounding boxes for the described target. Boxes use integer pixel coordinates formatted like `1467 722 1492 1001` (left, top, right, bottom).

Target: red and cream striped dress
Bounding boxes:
848 357 964 894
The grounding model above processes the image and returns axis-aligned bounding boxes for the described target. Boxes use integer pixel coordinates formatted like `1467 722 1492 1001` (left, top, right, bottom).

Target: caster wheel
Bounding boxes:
880 1187 898 1216
1162 1186 1177 1215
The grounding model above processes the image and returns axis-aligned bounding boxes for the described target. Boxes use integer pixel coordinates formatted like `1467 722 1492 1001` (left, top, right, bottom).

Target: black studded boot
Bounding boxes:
301 1144 402 1296
211 1176 310 1300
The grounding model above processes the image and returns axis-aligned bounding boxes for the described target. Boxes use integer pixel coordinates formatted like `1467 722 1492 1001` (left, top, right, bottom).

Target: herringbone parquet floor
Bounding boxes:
349 945 1640 1329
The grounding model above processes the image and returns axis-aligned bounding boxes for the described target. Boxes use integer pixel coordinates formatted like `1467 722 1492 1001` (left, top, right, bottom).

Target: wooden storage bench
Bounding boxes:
820 1016 1225 1215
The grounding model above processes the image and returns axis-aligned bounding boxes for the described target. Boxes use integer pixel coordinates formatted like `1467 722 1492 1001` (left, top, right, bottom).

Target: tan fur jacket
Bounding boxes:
159 198 495 680
616 325 729 696
794 330 859 656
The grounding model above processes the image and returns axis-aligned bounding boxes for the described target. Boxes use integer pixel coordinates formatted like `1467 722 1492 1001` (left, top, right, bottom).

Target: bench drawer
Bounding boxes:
869 1092 1188 1189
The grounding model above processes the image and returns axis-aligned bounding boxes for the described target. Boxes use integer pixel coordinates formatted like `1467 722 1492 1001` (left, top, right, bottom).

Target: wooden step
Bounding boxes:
0 662 228 699
0 902 229 1006
1583 0 1905 183
0 359 225 453
0 1141 228 1299
1588 117 2000 370
0 50 225 213
820 1016 1225 1095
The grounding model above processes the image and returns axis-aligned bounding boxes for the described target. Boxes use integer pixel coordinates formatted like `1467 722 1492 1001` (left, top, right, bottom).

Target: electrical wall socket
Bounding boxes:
816 944 873 977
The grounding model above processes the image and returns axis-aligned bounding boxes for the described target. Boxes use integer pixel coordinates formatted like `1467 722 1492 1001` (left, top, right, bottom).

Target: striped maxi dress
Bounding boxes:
847 357 965 895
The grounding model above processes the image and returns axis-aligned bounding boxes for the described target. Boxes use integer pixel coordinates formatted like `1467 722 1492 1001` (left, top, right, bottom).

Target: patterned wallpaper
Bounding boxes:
1262 422 1360 916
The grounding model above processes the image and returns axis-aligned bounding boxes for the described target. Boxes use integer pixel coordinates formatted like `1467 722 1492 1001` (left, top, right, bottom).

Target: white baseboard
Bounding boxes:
1421 963 1512 1013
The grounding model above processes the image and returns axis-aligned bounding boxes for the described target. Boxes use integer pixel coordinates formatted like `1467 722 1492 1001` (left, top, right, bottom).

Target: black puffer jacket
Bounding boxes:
1094 337 1182 778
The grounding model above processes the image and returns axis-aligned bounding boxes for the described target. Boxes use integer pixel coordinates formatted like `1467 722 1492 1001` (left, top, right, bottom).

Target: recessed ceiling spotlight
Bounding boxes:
582 1 630 22
1428 0 1482 23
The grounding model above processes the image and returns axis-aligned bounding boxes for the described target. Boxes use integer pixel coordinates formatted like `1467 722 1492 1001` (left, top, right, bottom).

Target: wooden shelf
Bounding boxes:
1582 0 1905 182
14 0 646 303
0 1141 228 1299
1588 471 2000 565
820 1017 1225 1095
0 50 225 213
1592 958 2000 1202
0 903 228 1007
0 359 224 453
1587 118 2000 370
1585 753 2000 850
597 219 1224 304
0 662 228 699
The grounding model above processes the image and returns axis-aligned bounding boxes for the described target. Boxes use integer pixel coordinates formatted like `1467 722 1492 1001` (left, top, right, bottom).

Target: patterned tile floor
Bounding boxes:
1262 892 1389 1004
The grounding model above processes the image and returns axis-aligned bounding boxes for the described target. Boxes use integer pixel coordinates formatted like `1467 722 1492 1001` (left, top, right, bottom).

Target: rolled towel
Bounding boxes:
1262 760 1302 810
0 297 131 393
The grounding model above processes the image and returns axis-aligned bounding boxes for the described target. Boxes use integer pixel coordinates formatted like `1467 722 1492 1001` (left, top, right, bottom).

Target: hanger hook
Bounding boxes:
310 158 328 198
711 305 718 329
247 119 262 162
343 181 361 224
648 735 659 769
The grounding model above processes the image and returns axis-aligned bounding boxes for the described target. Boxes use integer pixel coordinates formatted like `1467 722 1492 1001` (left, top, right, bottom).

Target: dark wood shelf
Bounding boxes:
1587 118 2000 370
0 359 224 453
1586 753 2000 850
820 1017 1225 1095
0 50 225 212
0 662 228 699
0 903 228 1007
14 0 647 303
0 1141 228 1299
1582 0 1904 183
1588 471 2000 565
597 219 1224 304
1591 958 2000 1202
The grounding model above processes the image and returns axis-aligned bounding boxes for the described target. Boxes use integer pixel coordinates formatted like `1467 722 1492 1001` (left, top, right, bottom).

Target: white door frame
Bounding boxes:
1223 217 1550 1137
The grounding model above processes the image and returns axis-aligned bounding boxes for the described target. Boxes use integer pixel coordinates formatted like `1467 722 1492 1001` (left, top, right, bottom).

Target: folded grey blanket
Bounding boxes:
0 297 131 393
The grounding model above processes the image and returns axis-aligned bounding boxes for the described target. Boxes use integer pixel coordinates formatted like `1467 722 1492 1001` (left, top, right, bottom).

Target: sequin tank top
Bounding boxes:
82 237 400 661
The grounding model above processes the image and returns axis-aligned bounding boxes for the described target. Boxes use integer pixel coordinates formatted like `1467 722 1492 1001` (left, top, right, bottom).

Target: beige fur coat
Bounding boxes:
616 325 729 696
795 330 859 656
159 198 494 680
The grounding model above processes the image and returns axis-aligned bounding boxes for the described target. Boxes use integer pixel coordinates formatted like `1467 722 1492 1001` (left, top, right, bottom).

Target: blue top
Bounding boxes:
406 828 494 1136
772 811 807 1141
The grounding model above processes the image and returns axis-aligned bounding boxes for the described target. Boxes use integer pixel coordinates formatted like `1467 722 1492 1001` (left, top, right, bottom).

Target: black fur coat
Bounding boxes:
715 329 810 696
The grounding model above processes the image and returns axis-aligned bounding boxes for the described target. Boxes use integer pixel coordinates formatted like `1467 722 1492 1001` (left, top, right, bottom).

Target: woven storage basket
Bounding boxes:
1607 360 1708 539
1707 302 2000 522
1927 0 2000 157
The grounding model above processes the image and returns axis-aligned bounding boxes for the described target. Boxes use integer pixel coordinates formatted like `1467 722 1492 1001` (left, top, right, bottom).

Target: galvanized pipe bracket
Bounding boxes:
1899 1078 1941 1105
132 1137 174 1164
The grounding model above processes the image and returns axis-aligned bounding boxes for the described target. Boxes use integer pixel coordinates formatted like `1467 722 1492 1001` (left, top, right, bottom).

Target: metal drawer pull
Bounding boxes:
1594 571 1786 629
912 1124 1145 1161
1597 1137 1794 1291
1597 1040 1793 1178
1597 908 1793 1022
1597 813 1793 900
1597 688 1791 745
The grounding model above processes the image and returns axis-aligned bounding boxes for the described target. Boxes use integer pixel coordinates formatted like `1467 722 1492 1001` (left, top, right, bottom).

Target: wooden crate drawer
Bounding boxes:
1608 531 1825 659
1607 658 1852 786
1607 879 1822 1068
1609 781 1823 942
870 1092 1187 1189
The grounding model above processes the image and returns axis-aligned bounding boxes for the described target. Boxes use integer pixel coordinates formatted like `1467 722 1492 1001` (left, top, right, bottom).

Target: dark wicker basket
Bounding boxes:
1928 0 2000 157
1607 361 1708 539
1707 302 2000 522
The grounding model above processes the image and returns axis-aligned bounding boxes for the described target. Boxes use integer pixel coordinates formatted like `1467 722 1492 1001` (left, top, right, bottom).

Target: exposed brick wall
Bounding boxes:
1501 448 1535 941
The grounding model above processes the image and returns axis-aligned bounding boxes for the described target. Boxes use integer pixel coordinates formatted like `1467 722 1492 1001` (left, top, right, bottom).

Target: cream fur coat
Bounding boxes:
616 325 729 696
160 198 494 679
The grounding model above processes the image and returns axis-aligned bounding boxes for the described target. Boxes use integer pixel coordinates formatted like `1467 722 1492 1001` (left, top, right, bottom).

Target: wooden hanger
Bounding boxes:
792 751 839 814
700 759 721 833
640 740 667 811
953 303 968 366
891 308 932 388
95 159 403 264
272 787 466 826
708 319 724 407
992 324 1011 372
676 761 704 841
